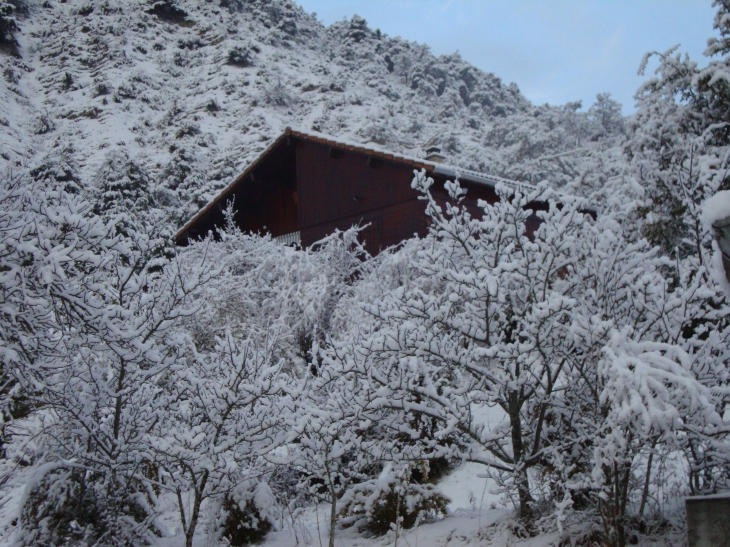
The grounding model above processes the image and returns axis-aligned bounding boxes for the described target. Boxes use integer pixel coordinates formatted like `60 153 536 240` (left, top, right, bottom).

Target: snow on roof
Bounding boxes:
175 127 536 242
288 127 437 170
287 127 537 193
432 164 536 194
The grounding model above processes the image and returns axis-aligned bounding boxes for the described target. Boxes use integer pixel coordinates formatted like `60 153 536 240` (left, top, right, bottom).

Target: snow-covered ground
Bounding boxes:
0 460 688 547
153 463 552 547
254 506 527 547
0 457 557 547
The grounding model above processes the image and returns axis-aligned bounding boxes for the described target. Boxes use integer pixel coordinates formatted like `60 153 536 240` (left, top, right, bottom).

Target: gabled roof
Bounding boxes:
175 127 536 242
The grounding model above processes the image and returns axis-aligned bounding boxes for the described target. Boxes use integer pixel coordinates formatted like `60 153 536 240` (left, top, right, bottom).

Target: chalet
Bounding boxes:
174 127 543 254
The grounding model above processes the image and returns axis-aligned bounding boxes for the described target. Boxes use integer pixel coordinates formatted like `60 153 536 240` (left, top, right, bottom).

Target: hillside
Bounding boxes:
2 3 730 547
0 0 621 226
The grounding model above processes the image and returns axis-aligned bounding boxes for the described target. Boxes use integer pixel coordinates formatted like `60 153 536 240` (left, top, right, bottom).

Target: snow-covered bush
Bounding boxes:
33 112 55 135
173 224 375 547
0 170 112 455
327 171 591 521
589 335 723 547
161 145 210 220
0 172 216 544
339 464 450 536
94 150 154 217
28 151 83 195
152 330 292 547
227 46 254 67
320 164 729 546
217 482 276 546
288 366 381 547
17 466 157 547
146 0 190 26
0 172 193 546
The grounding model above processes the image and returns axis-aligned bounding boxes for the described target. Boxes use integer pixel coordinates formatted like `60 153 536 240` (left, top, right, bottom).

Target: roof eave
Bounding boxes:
174 128 294 244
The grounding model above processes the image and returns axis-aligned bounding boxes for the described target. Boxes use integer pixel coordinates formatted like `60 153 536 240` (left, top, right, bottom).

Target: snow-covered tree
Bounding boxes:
153 330 293 547
0 1 18 50
11 212 215 545
613 0 730 515
287 374 376 547
324 172 591 521
626 0 730 260
94 151 155 219
168 220 374 543
550 208 729 544
179 216 368 369
320 165 730 543
0 170 112 457
592 335 723 547
587 93 624 136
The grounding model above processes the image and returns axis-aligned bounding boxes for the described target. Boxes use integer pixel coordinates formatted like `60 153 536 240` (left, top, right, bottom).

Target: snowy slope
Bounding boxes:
0 0 619 226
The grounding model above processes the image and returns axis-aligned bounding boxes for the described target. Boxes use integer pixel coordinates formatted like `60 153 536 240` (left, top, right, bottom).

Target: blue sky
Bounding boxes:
296 0 716 113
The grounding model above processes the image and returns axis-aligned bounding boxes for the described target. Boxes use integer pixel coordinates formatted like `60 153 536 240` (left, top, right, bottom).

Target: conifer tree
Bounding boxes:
0 1 18 50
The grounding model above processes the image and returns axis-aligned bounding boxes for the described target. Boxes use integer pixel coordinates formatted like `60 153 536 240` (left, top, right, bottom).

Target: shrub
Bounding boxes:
94 150 154 216
94 81 111 96
339 465 450 536
218 483 275 546
18 466 155 547
227 46 253 67
178 37 205 50
29 152 82 194
34 112 55 134
62 71 74 90
219 0 245 12
146 0 191 26
264 80 292 107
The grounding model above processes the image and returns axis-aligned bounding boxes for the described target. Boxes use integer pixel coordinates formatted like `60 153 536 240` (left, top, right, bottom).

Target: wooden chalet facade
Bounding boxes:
174 127 541 254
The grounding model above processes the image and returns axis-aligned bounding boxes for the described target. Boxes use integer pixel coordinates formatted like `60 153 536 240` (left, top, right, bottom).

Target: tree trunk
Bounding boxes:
602 461 630 547
639 440 657 520
185 489 203 547
112 358 127 447
508 391 533 520
183 471 208 547
328 487 337 547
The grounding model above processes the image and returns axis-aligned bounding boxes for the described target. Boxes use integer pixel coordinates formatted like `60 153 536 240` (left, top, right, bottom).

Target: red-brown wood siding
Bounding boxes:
296 140 429 251
301 199 431 255
297 140 423 227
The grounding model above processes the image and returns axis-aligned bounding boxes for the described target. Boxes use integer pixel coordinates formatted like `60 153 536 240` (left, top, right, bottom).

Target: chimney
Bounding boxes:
425 146 445 163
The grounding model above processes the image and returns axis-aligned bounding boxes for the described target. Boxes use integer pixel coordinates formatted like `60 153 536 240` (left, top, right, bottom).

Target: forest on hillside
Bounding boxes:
1 1 730 547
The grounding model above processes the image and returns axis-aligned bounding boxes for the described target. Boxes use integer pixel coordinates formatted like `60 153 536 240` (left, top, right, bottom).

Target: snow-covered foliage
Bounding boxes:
153 331 293 547
338 463 450 536
321 173 589 523
1 1 730 547
703 190 730 294
12 218 215 545
0 171 112 455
